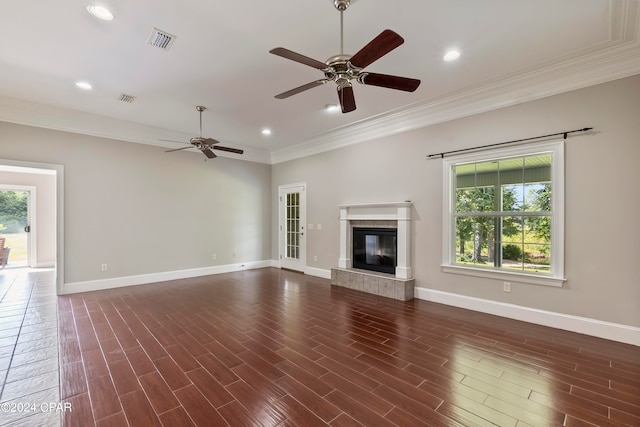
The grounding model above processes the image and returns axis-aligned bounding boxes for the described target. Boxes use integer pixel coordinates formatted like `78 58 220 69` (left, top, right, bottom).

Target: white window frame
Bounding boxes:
442 140 565 287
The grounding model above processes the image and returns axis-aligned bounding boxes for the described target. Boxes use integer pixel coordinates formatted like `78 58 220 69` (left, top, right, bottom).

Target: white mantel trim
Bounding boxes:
338 202 413 279
338 202 413 209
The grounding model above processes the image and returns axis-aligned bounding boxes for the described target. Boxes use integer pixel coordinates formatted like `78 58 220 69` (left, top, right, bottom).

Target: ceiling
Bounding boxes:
1 0 639 163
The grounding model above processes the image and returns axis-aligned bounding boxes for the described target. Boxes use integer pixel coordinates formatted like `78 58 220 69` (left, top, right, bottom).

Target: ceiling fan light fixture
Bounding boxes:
86 5 114 21
443 49 461 62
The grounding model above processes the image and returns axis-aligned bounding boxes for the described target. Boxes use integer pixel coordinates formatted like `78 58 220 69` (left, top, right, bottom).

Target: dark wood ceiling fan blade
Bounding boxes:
213 146 244 155
349 30 404 69
360 73 421 92
275 80 328 99
165 145 193 153
270 47 328 70
338 85 356 113
202 148 217 159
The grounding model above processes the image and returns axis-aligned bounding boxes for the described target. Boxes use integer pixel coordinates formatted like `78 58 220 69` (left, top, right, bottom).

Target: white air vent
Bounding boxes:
118 93 136 103
147 28 176 50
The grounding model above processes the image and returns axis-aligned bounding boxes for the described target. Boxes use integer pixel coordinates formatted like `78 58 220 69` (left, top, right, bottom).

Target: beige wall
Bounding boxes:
272 75 640 327
0 123 272 284
0 170 56 265
1 75 637 328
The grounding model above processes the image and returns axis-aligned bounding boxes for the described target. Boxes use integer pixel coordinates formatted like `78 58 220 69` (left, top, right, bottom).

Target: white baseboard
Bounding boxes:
63 260 273 295
305 266 331 279
64 266 638 346
415 287 640 346
35 261 56 268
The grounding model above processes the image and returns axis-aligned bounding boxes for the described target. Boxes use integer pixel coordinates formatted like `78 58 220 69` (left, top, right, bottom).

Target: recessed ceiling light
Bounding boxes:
325 104 340 112
86 5 114 21
75 81 93 90
443 49 461 62
262 129 272 136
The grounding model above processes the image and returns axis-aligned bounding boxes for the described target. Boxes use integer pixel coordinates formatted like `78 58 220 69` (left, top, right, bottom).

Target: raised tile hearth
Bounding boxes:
330 267 415 301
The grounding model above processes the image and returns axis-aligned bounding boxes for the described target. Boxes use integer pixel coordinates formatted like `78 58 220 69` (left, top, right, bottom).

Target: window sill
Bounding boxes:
441 264 565 287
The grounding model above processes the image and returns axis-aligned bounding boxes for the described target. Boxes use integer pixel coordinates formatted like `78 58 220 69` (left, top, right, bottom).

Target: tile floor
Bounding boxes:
0 268 60 427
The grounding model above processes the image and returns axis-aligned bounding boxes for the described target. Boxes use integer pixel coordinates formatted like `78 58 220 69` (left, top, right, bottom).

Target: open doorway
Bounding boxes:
0 186 35 268
0 160 63 294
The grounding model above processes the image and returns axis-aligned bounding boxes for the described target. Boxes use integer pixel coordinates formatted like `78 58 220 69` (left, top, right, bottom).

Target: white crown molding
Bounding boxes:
271 0 640 164
3 47 639 167
271 44 640 164
0 96 272 164
1 2 638 166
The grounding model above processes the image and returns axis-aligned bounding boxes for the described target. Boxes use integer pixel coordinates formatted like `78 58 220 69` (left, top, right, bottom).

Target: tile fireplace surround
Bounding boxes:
330 202 415 301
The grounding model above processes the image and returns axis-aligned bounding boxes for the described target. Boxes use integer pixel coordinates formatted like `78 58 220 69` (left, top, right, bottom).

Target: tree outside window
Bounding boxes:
453 154 552 274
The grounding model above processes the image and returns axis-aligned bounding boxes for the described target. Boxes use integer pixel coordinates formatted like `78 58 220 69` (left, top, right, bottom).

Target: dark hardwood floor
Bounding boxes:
55 267 639 426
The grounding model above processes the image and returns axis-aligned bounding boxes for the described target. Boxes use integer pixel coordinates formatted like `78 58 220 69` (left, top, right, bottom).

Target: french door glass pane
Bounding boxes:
285 192 300 260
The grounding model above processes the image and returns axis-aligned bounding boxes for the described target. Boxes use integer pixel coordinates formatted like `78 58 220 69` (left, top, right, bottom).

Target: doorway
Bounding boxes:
0 186 35 268
278 183 306 272
0 160 63 294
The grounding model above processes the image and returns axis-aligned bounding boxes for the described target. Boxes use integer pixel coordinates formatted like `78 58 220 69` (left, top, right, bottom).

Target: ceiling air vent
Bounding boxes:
147 28 176 51
118 93 136 103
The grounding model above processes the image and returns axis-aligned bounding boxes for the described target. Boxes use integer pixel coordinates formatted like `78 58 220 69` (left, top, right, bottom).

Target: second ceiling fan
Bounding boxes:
163 106 244 160
270 0 421 113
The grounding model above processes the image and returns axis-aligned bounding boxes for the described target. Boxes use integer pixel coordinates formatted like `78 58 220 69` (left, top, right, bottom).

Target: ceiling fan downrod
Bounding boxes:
334 0 350 55
196 105 206 138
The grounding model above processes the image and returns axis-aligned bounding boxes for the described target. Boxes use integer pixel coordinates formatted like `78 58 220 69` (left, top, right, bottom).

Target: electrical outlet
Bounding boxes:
503 282 511 293
232 252 236 258
212 254 216 260
313 255 318 262
317 224 322 230
308 223 314 230
101 264 108 271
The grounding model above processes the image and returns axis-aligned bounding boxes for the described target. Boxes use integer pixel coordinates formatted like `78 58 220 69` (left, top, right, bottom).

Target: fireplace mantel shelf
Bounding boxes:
338 202 412 208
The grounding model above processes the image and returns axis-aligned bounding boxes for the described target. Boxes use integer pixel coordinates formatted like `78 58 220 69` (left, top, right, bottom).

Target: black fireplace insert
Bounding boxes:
352 227 397 274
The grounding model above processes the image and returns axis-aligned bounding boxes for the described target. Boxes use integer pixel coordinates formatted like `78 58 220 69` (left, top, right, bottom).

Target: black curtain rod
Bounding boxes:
426 127 593 159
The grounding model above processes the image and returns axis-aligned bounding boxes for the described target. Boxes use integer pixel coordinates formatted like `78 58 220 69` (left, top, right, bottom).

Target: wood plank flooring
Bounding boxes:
15 267 640 426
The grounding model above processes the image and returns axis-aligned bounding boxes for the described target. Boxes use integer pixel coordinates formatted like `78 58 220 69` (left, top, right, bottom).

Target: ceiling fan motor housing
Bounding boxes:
324 54 361 85
334 0 350 11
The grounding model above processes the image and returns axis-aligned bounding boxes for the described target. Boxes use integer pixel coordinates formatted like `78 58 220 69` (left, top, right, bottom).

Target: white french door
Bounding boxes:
279 183 306 272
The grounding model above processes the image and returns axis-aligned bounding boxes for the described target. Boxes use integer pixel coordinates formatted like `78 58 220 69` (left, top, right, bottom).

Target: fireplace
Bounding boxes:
332 202 414 301
337 201 413 279
353 227 397 274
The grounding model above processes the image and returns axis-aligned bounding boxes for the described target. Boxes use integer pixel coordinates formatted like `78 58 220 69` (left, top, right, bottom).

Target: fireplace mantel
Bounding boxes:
338 202 412 279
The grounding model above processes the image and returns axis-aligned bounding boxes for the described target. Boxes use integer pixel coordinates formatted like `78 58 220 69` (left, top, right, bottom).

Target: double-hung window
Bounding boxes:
442 141 565 286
